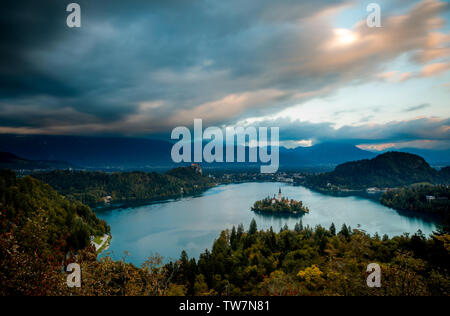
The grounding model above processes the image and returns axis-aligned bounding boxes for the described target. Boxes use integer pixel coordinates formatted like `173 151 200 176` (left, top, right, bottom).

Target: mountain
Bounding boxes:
3 135 446 170
0 135 378 169
0 134 174 169
306 151 446 189
0 152 73 170
279 143 376 166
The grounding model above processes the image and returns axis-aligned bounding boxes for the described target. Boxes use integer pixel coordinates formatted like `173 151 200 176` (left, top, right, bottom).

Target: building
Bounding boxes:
190 163 203 175
271 195 277 204
103 196 112 204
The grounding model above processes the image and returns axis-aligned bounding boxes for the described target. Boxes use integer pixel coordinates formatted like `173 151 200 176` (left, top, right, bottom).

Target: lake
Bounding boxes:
96 182 437 265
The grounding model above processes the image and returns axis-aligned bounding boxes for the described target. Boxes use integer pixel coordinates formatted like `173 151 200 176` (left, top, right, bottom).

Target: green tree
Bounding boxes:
249 219 258 235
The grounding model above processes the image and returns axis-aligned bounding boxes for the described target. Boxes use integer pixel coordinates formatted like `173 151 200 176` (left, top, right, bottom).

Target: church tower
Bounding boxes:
278 187 282 201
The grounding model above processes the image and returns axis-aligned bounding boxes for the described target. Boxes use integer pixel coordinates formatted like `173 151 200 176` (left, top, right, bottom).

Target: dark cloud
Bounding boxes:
0 0 345 128
0 0 448 141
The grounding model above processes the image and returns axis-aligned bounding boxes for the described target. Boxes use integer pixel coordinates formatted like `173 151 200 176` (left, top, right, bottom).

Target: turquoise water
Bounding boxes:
96 182 437 265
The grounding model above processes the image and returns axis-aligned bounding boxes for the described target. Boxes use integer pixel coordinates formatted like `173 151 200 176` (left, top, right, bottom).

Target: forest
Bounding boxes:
31 166 215 205
165 219 449 295
381 185 449 217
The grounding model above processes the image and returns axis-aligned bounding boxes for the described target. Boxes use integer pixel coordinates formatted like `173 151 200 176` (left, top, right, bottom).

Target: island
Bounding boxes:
251 188 309 216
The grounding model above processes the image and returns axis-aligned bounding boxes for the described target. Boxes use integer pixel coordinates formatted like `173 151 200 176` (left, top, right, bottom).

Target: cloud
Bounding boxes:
378 62 450 83
0 0 448 136
376 71 414 82
405 103 431 112
244 116 450 147
420 62 450 77
357 139 447 151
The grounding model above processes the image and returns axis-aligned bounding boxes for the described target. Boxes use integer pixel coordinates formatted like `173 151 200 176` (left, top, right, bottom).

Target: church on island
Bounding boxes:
271 188 283 204
252 188 309 216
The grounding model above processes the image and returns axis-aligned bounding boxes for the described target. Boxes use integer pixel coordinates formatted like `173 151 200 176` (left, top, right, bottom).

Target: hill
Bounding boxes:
0 152 73 170
305 152 446 190
0 169 109 253
32 165 215 205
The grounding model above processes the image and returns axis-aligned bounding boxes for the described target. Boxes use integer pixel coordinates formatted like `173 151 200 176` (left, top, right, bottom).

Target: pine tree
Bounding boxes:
329 223 336 236
237 224 244 239
339 224 349 239
249 219 258 235
230 226 237 249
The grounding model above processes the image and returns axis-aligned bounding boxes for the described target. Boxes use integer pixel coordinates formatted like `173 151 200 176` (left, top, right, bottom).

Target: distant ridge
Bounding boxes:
0 134 174 169
279 142 376 166
0 151 73 171
0 135 377 169
0 134 447 170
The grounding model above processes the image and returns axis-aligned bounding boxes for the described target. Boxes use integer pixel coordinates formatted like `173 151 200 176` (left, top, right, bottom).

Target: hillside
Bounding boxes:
32 165 215 205
0 169 164 296
0 169 109 253
0 152 73 170
305 152 446 190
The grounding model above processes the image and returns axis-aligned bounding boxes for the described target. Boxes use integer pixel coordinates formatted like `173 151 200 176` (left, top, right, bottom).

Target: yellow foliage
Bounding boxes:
297 265 323 283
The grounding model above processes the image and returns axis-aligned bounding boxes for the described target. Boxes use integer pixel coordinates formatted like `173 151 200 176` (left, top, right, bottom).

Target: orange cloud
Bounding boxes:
169 89 290 126
420 62 450 77
303 0 449 76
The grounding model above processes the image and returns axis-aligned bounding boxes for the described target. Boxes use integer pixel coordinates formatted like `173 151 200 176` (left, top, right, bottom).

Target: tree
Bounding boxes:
329 223 336 236
339 224 350 240
249 219 258 235
230 226 237 249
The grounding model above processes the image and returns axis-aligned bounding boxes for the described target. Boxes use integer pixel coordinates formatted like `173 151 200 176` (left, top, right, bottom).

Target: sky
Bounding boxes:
0 0 449 150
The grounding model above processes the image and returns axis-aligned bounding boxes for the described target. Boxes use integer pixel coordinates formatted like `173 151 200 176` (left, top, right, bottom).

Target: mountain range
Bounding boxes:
0 152 73 171
0 134 448 170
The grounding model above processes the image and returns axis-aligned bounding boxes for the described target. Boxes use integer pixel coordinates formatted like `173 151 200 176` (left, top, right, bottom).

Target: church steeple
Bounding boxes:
278 187 282 201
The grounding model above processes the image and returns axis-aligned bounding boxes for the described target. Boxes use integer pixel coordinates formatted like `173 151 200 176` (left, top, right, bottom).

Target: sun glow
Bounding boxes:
326 28 359 49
